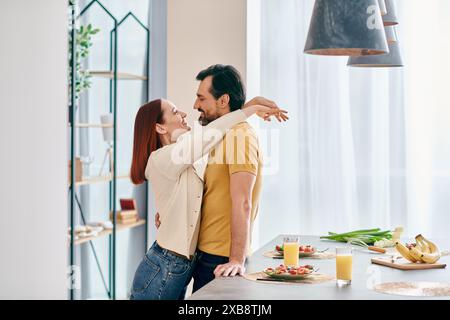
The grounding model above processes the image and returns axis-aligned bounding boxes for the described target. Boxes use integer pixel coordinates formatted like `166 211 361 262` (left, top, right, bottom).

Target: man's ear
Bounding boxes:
155 123 167 135
218 94 230 108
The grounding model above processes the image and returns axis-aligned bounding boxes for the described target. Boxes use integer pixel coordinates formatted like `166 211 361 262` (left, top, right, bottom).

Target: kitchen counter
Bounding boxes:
189 235 450 300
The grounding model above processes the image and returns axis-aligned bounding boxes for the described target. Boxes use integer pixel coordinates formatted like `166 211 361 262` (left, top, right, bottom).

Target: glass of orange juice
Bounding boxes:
283 236 299 267
336 247 352 286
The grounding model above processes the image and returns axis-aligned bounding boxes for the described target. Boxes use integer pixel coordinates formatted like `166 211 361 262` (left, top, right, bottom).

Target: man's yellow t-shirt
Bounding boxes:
197 121 262 257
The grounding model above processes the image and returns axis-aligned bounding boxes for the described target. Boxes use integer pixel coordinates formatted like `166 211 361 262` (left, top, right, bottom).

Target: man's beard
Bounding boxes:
198 112 219 126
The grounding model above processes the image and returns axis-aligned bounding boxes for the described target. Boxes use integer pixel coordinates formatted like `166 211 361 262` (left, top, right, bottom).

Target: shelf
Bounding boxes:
73 174 130 186
89 70 147 81
73 219 146 246
74 123 114 128
68 2 151 300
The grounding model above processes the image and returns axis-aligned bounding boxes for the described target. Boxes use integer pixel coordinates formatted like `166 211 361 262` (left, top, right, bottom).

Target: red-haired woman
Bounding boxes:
129 98 286 300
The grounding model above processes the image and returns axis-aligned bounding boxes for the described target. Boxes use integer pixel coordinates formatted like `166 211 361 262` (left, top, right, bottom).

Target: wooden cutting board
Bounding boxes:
371 257 446 270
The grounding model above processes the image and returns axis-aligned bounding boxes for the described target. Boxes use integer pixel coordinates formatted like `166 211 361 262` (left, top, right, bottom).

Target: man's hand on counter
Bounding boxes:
214 260 246 277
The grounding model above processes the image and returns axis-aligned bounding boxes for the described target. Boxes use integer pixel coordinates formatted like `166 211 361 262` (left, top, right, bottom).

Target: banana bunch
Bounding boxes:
395 234 441 264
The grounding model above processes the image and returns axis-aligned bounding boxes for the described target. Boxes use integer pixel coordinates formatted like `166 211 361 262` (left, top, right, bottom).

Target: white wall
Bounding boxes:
167 0 247 122
0 0 68 299
150 0 168 100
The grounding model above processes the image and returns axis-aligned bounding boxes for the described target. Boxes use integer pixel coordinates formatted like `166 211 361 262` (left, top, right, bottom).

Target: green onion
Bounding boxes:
320 228 393 246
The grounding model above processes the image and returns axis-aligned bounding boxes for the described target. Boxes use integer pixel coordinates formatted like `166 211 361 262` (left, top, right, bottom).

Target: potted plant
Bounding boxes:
68 4 100 123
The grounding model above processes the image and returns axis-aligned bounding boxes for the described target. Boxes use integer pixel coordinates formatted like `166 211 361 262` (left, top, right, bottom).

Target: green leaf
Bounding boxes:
70 23 100 97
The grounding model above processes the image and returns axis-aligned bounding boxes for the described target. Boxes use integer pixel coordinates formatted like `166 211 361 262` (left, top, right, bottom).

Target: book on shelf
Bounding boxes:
109 197 139 223
110 210 138 221
120 198 137 211
118 210 138 219
118 216 139 225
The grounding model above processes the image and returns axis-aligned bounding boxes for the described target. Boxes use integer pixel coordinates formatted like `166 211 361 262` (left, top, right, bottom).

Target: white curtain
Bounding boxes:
254 0 450 248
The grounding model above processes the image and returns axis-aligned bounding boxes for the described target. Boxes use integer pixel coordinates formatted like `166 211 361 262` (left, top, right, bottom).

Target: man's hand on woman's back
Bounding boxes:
155 212 161 229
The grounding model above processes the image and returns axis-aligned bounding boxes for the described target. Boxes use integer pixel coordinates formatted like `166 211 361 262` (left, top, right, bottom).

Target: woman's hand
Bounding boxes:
243 96 289 122
256 105 289 122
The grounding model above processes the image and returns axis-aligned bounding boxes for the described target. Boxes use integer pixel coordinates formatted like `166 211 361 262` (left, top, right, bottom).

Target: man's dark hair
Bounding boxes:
196 64 246 111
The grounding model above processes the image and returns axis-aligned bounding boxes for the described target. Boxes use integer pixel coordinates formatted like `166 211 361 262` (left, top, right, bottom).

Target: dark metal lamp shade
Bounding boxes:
304 0 389 56
385 26 397 44
378 0 387 16
347 40 403 68
383 0 398 26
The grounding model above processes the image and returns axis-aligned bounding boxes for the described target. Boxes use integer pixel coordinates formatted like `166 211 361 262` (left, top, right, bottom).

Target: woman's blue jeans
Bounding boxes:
130 241 196 300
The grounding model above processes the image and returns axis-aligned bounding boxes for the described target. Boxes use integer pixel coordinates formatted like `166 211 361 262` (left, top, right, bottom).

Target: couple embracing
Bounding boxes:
129 64 288 300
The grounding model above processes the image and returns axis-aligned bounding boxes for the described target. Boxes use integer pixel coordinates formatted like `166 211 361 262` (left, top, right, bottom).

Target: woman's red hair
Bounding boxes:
130 99 163 184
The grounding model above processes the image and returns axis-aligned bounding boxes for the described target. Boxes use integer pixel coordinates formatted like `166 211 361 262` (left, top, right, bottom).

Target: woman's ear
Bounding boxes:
155 123 167 135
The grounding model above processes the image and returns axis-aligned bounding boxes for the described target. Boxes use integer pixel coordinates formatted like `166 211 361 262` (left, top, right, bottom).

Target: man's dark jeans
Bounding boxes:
192 250 229 293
